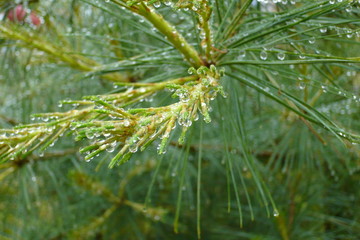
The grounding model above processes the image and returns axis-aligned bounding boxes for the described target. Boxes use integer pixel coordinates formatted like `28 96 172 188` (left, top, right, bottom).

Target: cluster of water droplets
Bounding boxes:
174 88 190 103
254 0 298 11
177 111 194 128
318 97 360 116
0 121 66 161
255 0 359 5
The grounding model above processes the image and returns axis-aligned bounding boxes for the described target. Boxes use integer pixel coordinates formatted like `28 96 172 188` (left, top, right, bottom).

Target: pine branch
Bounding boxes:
1 1 359 238
0 68 226 168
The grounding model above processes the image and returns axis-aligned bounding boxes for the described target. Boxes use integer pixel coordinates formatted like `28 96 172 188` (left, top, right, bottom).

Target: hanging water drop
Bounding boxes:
277 52 285 61
273 209 279 217
238 50 246 59
164 1 172 6
260 50 268 60
153 1 161 8
86 131 94 139
320 27 327 33
129 142 138 153
308 37 315 44
298 82 306 90
106 141 117 153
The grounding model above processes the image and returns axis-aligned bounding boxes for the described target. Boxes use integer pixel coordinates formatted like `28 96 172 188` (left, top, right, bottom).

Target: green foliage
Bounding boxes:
0 0 359 239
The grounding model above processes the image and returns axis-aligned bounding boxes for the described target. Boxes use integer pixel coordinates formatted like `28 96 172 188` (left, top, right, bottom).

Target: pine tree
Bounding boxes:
0 0 359 239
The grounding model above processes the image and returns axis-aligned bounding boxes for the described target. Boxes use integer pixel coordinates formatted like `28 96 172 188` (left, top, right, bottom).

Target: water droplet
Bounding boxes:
320 27 327 33
86 131 94 139
346 30 353 38
103 132 111 137
153 1 161 8
260 50 268 60
238 50 246 59
308 37 315 44
321 85 328 93
273 209 279 217
123 120 130 127
188 67 196 75
106 142 116 153
129 143 138 153
298 82 306 90
164 1 172 6
277 52 285 61
345 6 352 12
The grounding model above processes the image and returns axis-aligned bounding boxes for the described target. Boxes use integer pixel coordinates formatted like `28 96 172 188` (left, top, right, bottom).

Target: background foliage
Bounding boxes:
0 0 359 239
